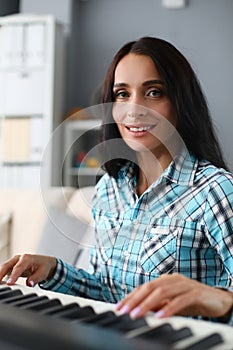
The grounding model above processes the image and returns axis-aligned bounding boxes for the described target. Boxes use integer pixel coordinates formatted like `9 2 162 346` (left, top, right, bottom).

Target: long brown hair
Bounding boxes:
100 36 228 178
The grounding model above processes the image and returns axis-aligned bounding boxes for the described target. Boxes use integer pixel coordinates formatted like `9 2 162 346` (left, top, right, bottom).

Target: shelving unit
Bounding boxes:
62 119 104 187
0 14 66 188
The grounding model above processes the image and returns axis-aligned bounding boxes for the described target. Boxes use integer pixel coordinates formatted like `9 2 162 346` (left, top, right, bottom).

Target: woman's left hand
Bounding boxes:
115 273 233 320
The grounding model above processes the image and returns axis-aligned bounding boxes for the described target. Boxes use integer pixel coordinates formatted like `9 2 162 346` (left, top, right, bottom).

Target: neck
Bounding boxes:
136 147 173 196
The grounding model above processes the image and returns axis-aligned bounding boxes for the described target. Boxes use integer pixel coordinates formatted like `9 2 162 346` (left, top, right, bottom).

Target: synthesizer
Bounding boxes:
0 281 232 350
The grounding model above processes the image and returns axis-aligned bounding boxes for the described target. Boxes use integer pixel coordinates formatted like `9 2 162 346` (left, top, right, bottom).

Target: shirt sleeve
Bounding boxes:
203 174 233 279
39 252 105 301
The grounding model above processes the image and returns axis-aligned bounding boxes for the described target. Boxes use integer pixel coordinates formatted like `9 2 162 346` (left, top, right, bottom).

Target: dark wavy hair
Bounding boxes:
100 36 228 178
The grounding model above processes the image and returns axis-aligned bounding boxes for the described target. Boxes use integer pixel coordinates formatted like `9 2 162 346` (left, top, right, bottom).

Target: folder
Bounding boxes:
1 117 44 163
1 117 31 162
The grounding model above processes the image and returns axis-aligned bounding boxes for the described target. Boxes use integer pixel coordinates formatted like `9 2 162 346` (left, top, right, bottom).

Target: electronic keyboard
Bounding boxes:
0 281 232 350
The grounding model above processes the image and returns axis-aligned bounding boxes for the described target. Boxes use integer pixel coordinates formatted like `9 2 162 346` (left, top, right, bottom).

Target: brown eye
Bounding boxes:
114 90 129 100
147 88 163 98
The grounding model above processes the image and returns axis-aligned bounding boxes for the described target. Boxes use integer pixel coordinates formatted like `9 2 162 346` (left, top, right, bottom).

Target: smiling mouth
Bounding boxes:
125 124 156 132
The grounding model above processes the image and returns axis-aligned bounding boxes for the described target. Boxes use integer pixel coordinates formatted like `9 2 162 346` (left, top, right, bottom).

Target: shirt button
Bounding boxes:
124 251 130 257
133 219 138 225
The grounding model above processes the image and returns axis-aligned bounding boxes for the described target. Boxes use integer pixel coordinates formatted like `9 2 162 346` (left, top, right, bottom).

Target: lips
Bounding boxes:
125 124 156 132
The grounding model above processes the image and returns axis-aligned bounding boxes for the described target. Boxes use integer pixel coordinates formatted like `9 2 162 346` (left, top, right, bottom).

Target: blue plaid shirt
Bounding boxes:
41 153 233 308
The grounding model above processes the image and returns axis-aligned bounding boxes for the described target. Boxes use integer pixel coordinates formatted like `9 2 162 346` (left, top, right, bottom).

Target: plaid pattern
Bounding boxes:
41 153 233 307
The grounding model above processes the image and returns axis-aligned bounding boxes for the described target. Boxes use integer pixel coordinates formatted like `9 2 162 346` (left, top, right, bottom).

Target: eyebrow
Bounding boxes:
113 79 164 88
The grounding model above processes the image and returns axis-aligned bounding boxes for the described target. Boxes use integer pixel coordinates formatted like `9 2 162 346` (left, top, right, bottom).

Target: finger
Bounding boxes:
0 255 21 282
129 276 194 318
115 283 151 312
6 254 34 285
155 292 198 318
130 286 170 318
25 256 58 287
25 265 51 287
116 280 160 314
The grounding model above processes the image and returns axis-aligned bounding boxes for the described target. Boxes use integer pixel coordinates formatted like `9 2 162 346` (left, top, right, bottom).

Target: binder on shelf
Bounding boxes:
3 70 46 115
1 117 44 163
0 24 24 68
1 117 31 162
25 23 46 67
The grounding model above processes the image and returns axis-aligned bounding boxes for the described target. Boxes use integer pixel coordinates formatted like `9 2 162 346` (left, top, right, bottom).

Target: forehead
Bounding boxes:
114 53 160 83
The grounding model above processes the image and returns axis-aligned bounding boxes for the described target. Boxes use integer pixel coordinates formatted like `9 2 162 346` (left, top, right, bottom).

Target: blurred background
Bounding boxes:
0 0 232 189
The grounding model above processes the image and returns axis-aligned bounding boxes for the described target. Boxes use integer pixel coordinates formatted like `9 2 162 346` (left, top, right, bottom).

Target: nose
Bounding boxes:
127 103 146 118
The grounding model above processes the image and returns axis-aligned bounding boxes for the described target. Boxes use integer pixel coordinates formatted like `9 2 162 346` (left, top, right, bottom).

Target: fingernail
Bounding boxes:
155 310 165 319
119 304 130 315
7 278 12 284
29 280 35 287
115 301 123 310
130 307 141 319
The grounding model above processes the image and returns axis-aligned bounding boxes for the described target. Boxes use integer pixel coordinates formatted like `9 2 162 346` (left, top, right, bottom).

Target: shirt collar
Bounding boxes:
119 152 198 188
162 152 198 186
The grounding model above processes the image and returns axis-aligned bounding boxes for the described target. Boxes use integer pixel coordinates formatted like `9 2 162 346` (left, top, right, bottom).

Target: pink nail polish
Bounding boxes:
7 278 12 284
155 310 165 318
115 301 123 310
120 304 130 315
29 280 35 287
130 307 141 319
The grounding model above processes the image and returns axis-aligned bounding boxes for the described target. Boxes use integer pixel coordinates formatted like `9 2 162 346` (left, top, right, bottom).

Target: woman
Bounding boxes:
0 37 232 324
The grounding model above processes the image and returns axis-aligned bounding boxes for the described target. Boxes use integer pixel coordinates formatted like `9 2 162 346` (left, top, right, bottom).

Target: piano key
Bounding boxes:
108 316 148 333
185 333 224 350
133 322 174 339
160 327 193 344
2 293 38 304
41 302 81 315
0 287 11 293
50 303 96 320
83 311 147 332
0 289 22 300
80 310 116 324
88 312 147 333
13 295 49 307
23 298 62 311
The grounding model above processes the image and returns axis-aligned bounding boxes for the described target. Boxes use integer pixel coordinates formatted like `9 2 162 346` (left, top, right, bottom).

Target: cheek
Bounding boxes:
156 104 176 127
112 103 128 124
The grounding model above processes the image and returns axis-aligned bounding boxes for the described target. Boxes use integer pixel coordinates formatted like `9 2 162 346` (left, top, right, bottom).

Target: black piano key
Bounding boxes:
134 323 174 339
1 292 38 304
0 289 22 300
0 287 11 293
86 311 118 326
22 298 62 311
80 310 118 324
52 305 96 320
185 333 223 350
41 302 81 316
74 310 147 333
108 316 148 333
91 313 143 331
115 317 147 332
162 327 193 344
13 295 49 307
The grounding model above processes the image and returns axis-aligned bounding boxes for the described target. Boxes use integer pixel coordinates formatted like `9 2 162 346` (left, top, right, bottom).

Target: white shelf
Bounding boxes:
0 14 66 189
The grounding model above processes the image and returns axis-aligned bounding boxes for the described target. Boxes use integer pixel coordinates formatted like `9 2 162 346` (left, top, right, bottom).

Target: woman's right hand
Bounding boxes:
0 254 57 287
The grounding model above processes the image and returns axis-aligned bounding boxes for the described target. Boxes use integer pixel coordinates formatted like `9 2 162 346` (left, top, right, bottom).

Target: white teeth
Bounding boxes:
129 126 151 132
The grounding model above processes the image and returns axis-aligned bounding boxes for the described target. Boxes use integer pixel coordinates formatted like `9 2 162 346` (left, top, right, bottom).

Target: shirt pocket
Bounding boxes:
140 217 179 276
95 210 123 263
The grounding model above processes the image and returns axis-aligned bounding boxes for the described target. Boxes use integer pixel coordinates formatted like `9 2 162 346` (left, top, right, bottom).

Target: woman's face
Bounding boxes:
112 53 177 156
